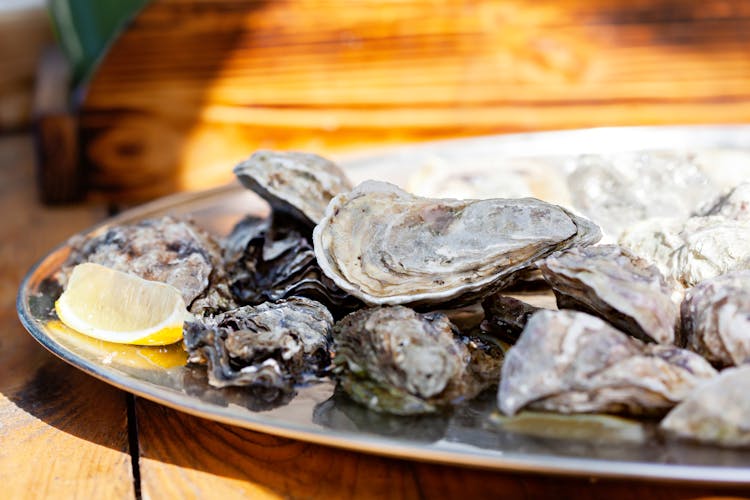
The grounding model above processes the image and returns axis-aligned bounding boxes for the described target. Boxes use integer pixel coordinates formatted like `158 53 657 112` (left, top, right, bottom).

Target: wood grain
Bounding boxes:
135 398 749 499
0 135 133 499
78 0 750 200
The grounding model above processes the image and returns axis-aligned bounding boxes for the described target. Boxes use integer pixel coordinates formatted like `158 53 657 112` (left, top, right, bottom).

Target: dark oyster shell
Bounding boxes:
333 306 502 415
480 294 542 344
184 297 334 390
498 310 717 417
233 150 353 226
539 245 679 344
661 365 750 447
59 216 235 315
314 180 601 307
224 214 361 316
680 270 750 367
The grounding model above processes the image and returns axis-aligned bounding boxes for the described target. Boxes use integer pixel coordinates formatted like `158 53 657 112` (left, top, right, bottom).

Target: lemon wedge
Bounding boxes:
55 263 188 346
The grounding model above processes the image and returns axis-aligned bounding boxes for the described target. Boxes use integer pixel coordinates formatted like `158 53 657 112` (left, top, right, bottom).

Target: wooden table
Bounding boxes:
2 133 749 499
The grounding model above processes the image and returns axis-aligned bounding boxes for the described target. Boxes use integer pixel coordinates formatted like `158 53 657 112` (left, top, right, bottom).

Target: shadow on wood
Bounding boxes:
75 0 750 201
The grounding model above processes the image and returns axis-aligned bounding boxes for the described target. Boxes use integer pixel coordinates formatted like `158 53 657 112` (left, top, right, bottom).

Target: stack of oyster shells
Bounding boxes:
60 149 750 448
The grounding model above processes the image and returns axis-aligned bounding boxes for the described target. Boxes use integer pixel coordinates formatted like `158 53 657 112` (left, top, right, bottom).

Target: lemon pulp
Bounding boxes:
55 262 188 346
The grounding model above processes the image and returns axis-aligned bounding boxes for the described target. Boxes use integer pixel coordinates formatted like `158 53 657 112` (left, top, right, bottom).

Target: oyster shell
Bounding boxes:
314 181 601 307
224 214 360 316
480 293 542 344
699 181 750 220
567 151 717 238
620 215 750 287
680 271 750 367
59 216 235 315
233 150 353 226
538 245 679 344
333 306 502 415
184 297 333 390
660 364 750 448
498 310 717 416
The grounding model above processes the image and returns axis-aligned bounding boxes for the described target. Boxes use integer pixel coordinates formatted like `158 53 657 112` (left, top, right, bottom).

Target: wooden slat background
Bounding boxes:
79 0 750 201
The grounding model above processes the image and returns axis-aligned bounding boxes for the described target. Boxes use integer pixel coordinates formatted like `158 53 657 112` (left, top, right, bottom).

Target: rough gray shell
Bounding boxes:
538 245 679 344
59 216 235 315
313 180 601 307
333 306 502 415
184 297 333 391
680 270 750 367
233 150 353 226
567 151 717 238
660 364 750 448
498 310 717 417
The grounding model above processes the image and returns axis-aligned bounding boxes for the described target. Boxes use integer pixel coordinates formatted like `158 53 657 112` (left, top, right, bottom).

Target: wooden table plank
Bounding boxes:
0 135 134 499
77 0 750 201
135 399 749 499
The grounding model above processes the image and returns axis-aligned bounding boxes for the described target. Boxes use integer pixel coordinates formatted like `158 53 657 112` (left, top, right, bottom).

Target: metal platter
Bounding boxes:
17 125 750 483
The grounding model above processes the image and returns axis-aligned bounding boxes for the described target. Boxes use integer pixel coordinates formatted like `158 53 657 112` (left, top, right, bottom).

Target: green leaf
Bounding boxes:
48 0 150 86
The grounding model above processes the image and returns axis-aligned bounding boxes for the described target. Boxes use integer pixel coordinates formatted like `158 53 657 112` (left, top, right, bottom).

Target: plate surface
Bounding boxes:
18 125 750 483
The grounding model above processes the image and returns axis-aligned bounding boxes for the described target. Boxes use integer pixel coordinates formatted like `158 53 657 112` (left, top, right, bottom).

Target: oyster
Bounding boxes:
314 181 601 307
498 310 717 416
680 271 750 366
567 151 717 238
233 150 353 226
620 215 750 287
699 181 750 220
224 214 360 316
480 293 542 344
660 365 750 448
184 297 333 390
538 245 679 344
59 216 235 315
333 306 502 415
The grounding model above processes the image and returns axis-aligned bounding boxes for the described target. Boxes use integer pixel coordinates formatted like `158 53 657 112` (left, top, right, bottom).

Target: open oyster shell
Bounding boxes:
680 271 750 367
59 216 235 315
333 306 502 415
233 150 353 226
314 181 601 307
498 310 717 417
538 245 679 344
184 297 333 390
660 365 750 448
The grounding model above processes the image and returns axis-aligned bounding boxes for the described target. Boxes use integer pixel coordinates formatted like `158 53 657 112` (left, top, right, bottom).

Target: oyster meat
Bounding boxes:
314 180 601 307
233 150 353 226
661 364 750 448
333 306 502 415
59 216 235 315
480 293 542 344
224 214 360 316
184 297 333 390
567 151 717 238
538 245 679 344
498 310 717 416
680 271 750 367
